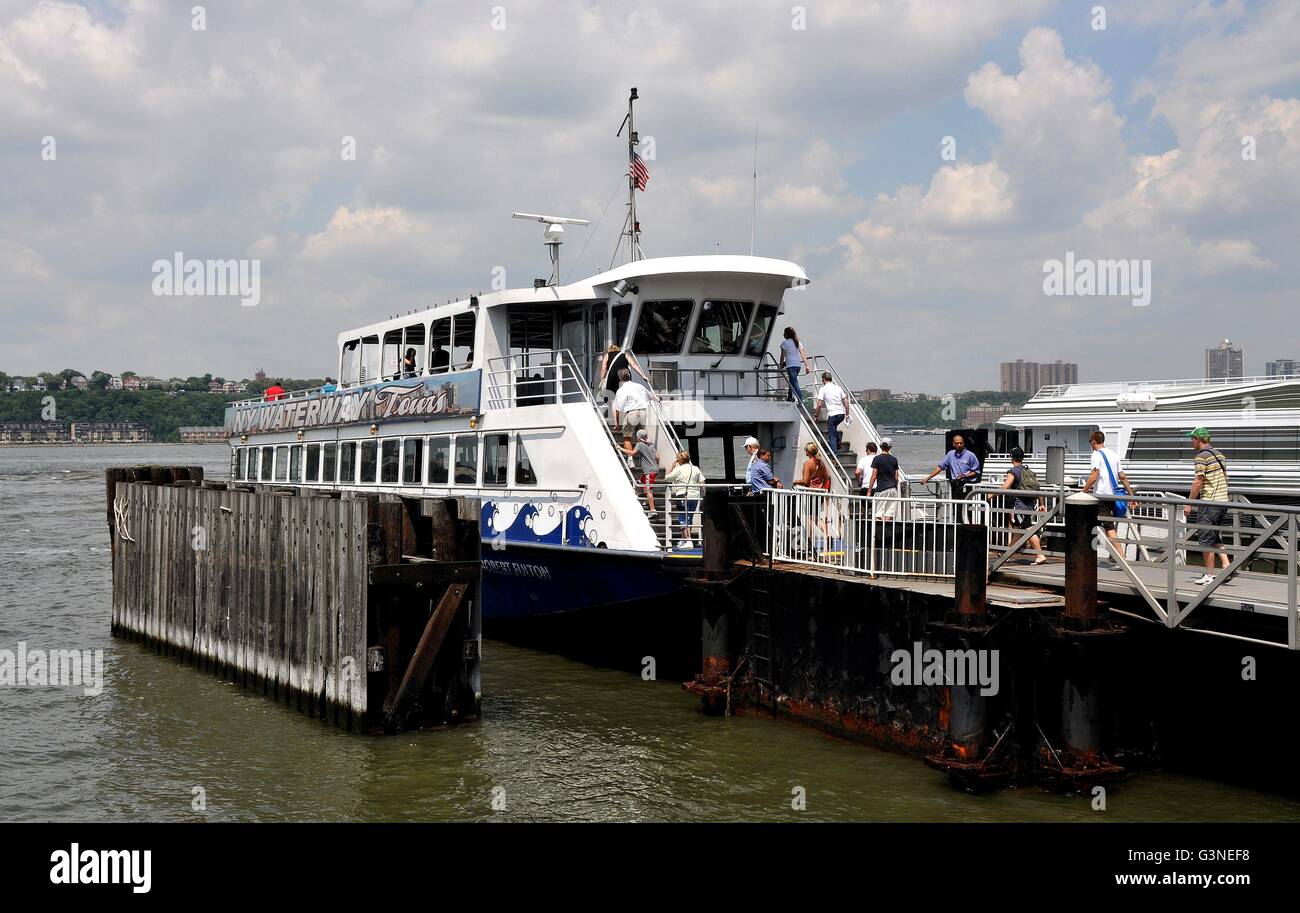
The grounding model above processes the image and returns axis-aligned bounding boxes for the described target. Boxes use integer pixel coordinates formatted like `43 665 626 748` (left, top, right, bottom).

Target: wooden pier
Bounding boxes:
105 466 481 733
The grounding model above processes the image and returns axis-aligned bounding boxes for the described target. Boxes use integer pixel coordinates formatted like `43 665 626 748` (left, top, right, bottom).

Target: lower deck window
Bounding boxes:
322 443 337 482
402 438 423 484
233 447 244 481
339 442 356 483
428 436 450 484
453 434 478 485
246 447 257 481
515 435 537 485
306 444 320 482
260 447 273 481
275 446 290 482
290 445 303 482
381 440 400 484
483 434 508 486
360 440 378 483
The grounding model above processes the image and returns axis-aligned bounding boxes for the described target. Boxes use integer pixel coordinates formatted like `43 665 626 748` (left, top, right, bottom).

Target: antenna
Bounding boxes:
621 88 644 262
512 212 590 286
750 124 758 256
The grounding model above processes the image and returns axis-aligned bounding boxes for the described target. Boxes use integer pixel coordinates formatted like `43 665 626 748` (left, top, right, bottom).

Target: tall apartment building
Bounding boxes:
1265 358 1299 378
1205 339 1243 380
1000 359 1079 395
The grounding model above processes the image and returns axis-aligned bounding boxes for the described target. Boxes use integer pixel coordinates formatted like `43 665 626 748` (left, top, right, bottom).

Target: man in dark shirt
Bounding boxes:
868 438 901 520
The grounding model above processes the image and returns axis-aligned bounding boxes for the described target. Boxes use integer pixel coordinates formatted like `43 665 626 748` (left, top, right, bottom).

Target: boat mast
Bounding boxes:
616 87 644 262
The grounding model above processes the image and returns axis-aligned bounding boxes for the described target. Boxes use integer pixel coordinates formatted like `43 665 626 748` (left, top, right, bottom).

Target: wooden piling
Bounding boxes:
106 468 480 733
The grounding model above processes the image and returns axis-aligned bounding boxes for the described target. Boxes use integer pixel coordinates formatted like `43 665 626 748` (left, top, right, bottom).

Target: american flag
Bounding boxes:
630 149 650 190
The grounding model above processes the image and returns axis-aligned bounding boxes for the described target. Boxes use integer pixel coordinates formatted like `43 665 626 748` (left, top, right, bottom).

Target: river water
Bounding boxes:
2 443 1297 822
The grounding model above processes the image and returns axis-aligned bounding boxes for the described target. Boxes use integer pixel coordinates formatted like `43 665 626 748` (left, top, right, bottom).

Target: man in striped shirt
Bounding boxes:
1184 426 1231 585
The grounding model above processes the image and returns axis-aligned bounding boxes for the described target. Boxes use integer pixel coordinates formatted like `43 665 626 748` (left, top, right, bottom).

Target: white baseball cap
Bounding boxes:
881 437 893 447
744 436 760 447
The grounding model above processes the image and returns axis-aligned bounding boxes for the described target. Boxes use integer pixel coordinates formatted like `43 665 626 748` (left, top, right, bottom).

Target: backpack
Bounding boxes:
1018 465 1041 491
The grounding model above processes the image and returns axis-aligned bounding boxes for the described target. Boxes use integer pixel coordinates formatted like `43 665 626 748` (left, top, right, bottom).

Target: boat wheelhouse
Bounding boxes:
985 374 1300 501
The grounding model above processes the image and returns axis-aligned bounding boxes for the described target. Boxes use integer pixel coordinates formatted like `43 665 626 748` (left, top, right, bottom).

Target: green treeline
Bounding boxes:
859 390 1031 428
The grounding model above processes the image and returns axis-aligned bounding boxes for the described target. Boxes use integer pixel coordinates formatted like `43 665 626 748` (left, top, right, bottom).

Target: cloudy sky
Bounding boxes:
2 0 1298 391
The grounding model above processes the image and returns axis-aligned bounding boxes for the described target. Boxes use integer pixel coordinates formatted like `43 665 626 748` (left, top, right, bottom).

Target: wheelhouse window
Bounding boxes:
306 444 320 482
612 302 632 348
322 443 337 483
453 434 478 486
483 433 509 486
380 439 400 484
632 300 693 354
453 312 476 370
428 436 451 484
745 304 778 356
382 329 403 380
515 435 537 485
691 300 753 355
341 339 361 387
339 442 356 483
402 438 423 484
360 440 378 483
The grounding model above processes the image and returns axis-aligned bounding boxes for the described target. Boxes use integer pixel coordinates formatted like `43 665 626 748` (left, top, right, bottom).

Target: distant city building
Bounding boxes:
254 368 267 382
1000 359 1079 395
890 392 922 402
857 388 892 401
109 376 124 390
121 376 141 391
208 380 225 393
0 422 69 444
1265 358 1299 378
71 422 152 443
178 426 226 443
965 402 1015 427
1205 339 1243 380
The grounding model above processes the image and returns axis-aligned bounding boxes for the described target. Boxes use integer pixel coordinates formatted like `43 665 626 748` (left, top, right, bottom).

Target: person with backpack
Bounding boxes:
1082 430 1134 564
1184 427 1231 585
1001 447 1047 565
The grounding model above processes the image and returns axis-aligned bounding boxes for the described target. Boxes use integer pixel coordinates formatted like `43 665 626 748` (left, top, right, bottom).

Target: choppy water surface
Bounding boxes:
1 444 1297 822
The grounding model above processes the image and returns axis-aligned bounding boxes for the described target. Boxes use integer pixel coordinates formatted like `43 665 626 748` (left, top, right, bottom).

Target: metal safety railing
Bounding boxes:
767 487 989 578
648 365 787 400
484 348 589 410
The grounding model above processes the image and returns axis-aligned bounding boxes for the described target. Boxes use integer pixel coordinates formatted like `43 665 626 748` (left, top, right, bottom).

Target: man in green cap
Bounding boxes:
1185 427 1230 585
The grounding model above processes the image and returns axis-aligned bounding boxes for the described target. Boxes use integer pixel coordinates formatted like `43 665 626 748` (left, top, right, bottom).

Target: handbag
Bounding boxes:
1099 451 1128 518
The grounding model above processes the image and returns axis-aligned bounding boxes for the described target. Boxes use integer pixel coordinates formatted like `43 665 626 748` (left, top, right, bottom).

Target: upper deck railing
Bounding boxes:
1033 373 1300 401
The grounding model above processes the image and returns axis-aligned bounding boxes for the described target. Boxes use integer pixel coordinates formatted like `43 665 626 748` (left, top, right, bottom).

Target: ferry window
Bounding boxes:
380 439 400 484
341 339 361 387
430 318 452 374
515 435 537 486
453 434 478 485
402 324 425 377
289 445 303 482
382 330 403 381
402 438 424 484
306 444 320 482
691 300 753 355
339 442 356 483
233 448 244 481
360 440 378 483
483 434 509 486
322 443 337 483
260 447 273 481
509 307 554 357
632 300 693 354
360 335 381 384
453 312 476 370
612 302 631 348
246 447 258 481
275 446 290 482
428 436 450 484
745 304 778 356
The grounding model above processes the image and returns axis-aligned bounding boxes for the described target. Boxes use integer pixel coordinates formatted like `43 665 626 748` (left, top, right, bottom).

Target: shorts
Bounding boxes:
1096 500 1117 526
639 472 657 495
1010 503 1037 529
623 410 647 434
1196 504 1228 548
873 485 901 518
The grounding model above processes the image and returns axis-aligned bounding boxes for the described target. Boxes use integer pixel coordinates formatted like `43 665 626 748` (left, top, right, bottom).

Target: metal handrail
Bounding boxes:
767 487 989 578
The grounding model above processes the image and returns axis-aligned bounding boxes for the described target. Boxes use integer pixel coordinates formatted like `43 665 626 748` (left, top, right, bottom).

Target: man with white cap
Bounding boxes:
743 436 760 489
